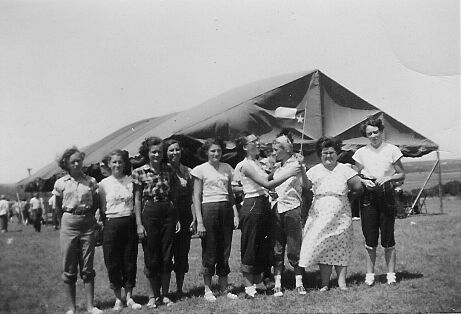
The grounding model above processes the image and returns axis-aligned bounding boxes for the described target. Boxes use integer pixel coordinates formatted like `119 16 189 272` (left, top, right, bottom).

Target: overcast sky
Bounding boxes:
1 0 459 183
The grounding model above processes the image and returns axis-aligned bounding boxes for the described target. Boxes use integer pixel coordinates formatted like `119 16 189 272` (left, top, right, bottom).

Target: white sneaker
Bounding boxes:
273 287 283 297
204 291 216 302
226 292 238 300
365 273 375 286
387 272 397 285
113 299 123 311
127 298 142 310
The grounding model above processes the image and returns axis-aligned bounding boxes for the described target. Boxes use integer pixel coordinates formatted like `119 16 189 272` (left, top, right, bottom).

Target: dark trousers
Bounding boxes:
0 215 7 232
30 209 42 232
103 215 138 290
52 208 61 229
361 184 396 248
240 195 271 274
173 198 192 274
201 201 234 277
272 206 303 276
141 201 176 277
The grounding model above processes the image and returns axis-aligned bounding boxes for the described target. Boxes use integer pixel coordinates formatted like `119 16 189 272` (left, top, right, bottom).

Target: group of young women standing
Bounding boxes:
53 123 397 313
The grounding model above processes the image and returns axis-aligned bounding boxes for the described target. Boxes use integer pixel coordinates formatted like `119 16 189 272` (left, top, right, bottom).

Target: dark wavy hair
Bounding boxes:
139 136 163 159
102 149 132 175
315 136 343 157
163 138 181 163
360 116 384 137
202 137 225 154
234 131 253 155
58 147 85 171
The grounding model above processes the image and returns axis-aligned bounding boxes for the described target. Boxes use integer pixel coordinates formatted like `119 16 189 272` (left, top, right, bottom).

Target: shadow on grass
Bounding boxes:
346 270 423 286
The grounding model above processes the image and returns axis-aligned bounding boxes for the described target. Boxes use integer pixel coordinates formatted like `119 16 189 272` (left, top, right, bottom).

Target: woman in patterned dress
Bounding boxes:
132 137 180 308
299 137 362 291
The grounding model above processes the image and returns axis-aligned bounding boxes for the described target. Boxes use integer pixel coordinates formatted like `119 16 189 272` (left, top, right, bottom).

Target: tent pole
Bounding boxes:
436 150 443 214
411 159 438 211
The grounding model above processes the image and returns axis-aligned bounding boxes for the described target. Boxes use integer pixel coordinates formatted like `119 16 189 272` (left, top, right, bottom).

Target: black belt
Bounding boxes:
64 206 93 216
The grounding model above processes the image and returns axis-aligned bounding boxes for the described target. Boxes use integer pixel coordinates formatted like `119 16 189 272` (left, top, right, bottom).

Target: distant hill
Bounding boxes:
403 158 461 174
0 183 19 200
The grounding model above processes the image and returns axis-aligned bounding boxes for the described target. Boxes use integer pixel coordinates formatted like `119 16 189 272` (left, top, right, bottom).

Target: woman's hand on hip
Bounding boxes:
175 221 181 234
233 216 239 229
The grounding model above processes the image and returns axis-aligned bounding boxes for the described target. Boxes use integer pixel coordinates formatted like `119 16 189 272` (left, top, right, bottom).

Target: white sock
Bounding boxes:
274 275 282 288
295 275 303 287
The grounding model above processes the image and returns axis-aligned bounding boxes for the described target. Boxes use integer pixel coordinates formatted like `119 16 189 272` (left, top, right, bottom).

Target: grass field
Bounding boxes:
1 197 460 313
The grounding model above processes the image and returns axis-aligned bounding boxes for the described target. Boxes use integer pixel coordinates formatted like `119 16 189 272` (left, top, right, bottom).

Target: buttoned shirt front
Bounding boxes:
52 174 98 210
273 155 303 214
132 163 173 202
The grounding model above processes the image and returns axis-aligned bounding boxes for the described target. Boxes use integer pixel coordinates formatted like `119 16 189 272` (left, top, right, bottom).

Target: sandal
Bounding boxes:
146 297 157 309
204 291 216 302
113 299 123 311
127 298 142 310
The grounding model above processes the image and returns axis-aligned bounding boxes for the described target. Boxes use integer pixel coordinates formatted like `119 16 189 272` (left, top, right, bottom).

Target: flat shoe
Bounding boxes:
296 286 307 295
273 287 283 297
127 298 142 310
319 286 329 292
226 292 238 300
146 297 157 309
87 307 103 314
113 299 123 311
204 291 216 302
162 296 174 307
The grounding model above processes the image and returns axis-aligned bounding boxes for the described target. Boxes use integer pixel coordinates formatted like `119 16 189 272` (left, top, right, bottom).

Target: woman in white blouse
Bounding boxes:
99 149 142 311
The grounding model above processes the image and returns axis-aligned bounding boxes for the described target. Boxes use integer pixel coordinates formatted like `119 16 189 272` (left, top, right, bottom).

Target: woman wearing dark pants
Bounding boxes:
99 149 141 311
191 138 239 302
164 139 196 299
133 137 180 308
234 133 301 298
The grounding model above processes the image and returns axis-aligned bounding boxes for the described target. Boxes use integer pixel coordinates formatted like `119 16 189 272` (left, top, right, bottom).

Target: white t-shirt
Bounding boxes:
0 200 9 216
352 142 403 179
99 175 134 218
191 162 233 203
233 158 268 198
306 163 357 197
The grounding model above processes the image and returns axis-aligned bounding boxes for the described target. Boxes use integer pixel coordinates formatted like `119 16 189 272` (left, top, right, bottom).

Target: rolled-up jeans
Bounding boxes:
272 206 303 276
201 201 234 277
60 212 96 283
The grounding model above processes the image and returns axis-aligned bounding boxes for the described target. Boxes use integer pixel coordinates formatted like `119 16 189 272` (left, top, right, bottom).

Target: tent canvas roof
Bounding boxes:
18 69 438 186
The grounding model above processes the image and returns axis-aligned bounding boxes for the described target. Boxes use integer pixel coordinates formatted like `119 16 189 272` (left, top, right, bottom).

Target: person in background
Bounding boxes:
0 195 9 233
49 194 60 230
352 116 405 286
29 192 43 232
191 138 239 302
132 137 180 308
299 137 362 291
22 198 29 225
164 139 196 299
270 134 309 297
234 133 302 299
53 147 102 314
99 149 141 311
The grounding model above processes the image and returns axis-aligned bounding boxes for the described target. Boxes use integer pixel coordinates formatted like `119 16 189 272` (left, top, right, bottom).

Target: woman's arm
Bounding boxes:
98 186 107 223
133 185 146 239
376 159 405 186
227 179 239 229
193 177 206 237
242 162 301 189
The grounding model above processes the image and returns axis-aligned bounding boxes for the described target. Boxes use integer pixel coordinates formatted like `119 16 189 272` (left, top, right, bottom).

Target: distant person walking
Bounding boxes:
352 116 405 286
0 195 9 233
53 147 102 314
29 192 43 232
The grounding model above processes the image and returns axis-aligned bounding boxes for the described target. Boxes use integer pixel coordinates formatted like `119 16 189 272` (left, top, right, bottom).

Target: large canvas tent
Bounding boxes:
18 69 439 189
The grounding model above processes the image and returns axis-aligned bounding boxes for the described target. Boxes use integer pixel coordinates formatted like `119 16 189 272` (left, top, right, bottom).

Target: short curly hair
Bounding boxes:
58 147 85 171
360 116 384 137
139 136 163 159
315 136 342 157
102 149 132 175
163 138 181 162
202 138 225 154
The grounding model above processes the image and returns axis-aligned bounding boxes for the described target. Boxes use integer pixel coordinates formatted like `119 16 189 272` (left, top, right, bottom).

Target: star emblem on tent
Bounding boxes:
296 113 304 123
